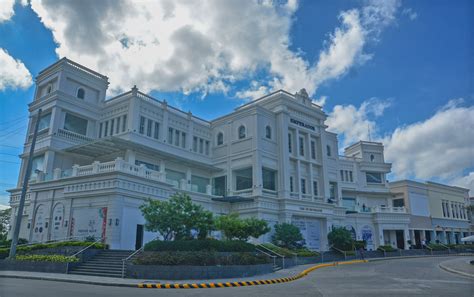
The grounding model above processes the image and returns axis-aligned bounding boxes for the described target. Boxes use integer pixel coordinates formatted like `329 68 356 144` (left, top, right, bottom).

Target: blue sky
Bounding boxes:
0 0 473 207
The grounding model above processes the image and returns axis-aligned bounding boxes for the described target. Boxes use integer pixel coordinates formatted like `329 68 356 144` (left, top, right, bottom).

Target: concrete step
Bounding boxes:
72 267 122 273
69 271 123 277
87 259 123 264
79 263 124 269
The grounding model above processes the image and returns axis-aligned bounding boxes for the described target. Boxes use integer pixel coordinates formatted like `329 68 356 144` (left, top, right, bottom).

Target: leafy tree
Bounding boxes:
271 223 304 249
215 213 270 241
327 226 354 251
0 208 11 243
140 193 213 240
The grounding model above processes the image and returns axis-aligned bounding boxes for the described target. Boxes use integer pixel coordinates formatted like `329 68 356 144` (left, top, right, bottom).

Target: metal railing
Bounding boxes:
121 246 144 278
66 237 106 273
438 242 451 254
331 246 348 260
257 244 285 269
266 242 298 265
2 235 91 250
255 247 278 269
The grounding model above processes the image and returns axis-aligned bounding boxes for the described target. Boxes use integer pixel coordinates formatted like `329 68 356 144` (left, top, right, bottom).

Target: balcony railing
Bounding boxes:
56 128 94 143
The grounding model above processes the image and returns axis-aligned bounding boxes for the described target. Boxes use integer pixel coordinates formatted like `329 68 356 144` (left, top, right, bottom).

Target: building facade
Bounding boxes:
8 58 412 251
389 180 471 246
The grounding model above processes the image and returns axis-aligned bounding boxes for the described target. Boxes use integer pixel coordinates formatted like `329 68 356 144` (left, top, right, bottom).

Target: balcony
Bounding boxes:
56 128 94 143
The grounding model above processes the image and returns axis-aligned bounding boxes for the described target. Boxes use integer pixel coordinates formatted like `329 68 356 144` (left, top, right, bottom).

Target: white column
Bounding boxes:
276 108 290 199
161 101 168 143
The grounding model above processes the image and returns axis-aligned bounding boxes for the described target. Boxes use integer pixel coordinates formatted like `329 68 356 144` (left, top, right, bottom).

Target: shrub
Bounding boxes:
427 243 449 251
215 213 270 241
15 254 79 262
328 227 354 251
0 238 28 248
377 245 397 252
354 240 366 249
261 243 295 257
454 244 474 250
133 251 269 266
144 239 255 252
293 248 319 257
0 240 106 259
271 223 304 249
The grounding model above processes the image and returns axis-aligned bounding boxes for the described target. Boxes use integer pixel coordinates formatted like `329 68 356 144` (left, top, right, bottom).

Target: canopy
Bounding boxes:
460 235 474 242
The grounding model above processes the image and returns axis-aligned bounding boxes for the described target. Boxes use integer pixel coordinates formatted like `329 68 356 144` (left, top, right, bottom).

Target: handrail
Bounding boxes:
66 237 105 274
257 244 284 258
425 244 433 255
256 247 277 269
331 246 347 260
122 246 144 278
438 242 451 253
266 242 298 265
378 246 387 257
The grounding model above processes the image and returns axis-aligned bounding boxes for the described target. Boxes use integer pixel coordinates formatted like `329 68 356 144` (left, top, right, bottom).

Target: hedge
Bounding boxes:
134 251 269 266
261 243 319 257
144 239 255 252
377 245 398 252
15 254 79 262
0 241 106 259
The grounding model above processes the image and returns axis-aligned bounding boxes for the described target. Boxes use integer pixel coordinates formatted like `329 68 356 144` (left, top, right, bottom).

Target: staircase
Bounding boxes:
69 250 133 278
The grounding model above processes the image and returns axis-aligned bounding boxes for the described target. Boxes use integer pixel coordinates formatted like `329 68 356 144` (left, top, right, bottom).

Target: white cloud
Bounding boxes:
0 48 33 91
29 0 400 98
450 172 474 196
326 97 391 148
383 100 474 182
0 0 15 22
402 8 418 21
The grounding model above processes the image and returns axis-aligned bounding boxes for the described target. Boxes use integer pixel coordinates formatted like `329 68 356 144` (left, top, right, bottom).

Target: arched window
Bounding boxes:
370 154 375 162
77 88 85 99
326 145 331 157
238 125 246 139
46 84 52 94
265 126 272 139
217 132 224 145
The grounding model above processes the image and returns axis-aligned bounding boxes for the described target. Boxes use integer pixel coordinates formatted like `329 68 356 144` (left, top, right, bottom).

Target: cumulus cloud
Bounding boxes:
0 48 33 91
0 0 15 22
383 100 474 182
402 8 418 21
29 0 400 98
326 97 391 148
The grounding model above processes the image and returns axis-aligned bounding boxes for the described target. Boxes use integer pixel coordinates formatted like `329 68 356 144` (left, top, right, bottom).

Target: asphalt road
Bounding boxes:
0 256 472 297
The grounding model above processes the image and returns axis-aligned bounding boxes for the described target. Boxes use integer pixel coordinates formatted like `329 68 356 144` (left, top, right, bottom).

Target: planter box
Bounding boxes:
0 259 81 273
126 263 273 280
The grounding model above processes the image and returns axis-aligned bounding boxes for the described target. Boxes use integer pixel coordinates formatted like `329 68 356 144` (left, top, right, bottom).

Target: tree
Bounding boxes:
0 208 11 243
139 193 213 240
271 223 304 249
327 226 354 251
215 213 270 241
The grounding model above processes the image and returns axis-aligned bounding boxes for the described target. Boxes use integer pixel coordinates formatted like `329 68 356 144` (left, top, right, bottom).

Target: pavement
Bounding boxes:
0 256 472 297
439 257 474 278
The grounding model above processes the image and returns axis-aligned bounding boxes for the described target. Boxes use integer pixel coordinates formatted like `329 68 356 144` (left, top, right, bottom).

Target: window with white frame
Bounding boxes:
154 122 160 139
147 119 152 137
38 113 51 131
217 132 224 145
301 178 306 194
288 133 292 153
212 176 227 196
299 137 304 156
238 125 246 139
290 176 294 192
366 172 382 183
262 168 276 191
265 126 272 139
234 167 252 190
326 145 331 157
313 180 318 196
311 140 316 159
139 117 146 134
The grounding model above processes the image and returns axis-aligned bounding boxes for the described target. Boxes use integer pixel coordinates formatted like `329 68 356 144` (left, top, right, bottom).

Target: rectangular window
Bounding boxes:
442 201 446 217
205 140 209 155
181 132 186 148
313 180 318 196
299 136 304 156
349 171 353 182
122 115 127 132
235 167 253 190
393 199 404 207
451 202 455 218
290 176 294 192
98 122 103 138
288 133 292 153
135 160 160 171
165 169 185 187
116 117 120 134
329 182 337 200
345 171 349 182
342 198 356 211
154 122 160 139
366 172 382 183
191 175 209 193
175 130 180 146
110 118 114 136
147 119 152 137
213 176 227 196
64 113 88 135
38 113 52 131
199 138 204 154
311 140 316 159
168 128 173 144
29 154 45 179
262 168 276 191
340 170 344 181
104 121 108 137
193 136 198 152
301 178 306 194
139 116 145 134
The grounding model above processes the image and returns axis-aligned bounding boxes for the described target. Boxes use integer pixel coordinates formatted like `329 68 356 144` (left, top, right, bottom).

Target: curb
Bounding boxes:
367 253 473 262
0 274 137 288
137 260 368 289
439 263 474 279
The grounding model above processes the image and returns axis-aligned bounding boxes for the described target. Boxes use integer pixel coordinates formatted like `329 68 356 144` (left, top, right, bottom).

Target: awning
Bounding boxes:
461 235 474 242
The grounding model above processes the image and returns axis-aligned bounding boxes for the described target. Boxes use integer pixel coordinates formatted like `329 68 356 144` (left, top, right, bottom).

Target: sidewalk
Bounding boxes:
0 264 313 287
439 257 474 278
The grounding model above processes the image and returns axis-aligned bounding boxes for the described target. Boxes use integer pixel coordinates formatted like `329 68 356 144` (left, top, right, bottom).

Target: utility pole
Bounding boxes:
9 108 42 259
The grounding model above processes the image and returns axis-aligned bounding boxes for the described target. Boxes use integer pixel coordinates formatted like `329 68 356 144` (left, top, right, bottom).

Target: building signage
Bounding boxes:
72 207 108 239
292 217 321 250
361 225 374 250
290 118 315 131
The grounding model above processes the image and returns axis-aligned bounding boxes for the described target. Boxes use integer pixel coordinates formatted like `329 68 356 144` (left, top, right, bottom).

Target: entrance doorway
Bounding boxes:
395 230 405 249
135 224 144 250
414 230 421 248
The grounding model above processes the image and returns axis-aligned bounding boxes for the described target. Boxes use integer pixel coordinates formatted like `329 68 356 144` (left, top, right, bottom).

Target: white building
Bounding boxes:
8 58 411 251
